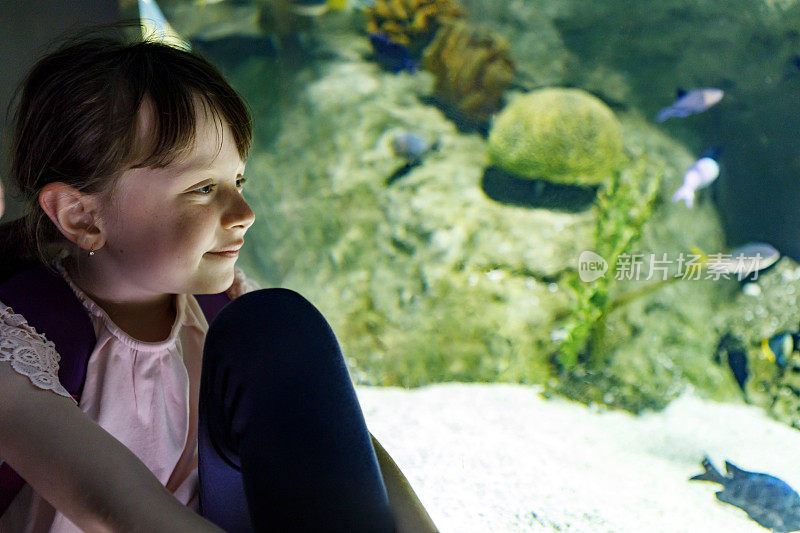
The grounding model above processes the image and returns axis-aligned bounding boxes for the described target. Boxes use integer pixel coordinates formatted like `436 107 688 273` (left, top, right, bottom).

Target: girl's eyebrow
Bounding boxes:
174 158 246 178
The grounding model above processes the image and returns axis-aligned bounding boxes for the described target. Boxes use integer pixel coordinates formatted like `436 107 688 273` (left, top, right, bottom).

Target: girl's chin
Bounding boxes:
190 268 236 295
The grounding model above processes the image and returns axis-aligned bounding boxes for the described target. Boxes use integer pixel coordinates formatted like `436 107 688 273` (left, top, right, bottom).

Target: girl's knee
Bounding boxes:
204 288 342 374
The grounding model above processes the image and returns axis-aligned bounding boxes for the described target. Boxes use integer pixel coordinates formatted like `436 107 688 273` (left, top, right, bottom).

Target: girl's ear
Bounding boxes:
38 182 104 251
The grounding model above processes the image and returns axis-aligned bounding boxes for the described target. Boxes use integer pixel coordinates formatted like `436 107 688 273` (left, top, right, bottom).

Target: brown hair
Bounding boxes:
0 22 253 279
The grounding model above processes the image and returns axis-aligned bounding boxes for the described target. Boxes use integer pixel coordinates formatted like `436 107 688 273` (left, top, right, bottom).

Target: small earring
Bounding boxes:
88 245 95 257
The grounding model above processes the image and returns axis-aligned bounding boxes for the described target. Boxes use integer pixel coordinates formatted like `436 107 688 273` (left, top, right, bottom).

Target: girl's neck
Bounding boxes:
61 253 177 343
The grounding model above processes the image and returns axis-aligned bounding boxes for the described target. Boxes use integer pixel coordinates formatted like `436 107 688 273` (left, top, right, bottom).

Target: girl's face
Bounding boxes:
98 104 255 297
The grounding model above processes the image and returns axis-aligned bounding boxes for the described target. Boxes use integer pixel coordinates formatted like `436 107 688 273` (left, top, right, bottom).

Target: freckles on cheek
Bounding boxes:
174 214 203 245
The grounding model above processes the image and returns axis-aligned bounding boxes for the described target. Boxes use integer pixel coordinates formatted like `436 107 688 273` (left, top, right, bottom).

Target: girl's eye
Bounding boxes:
193 177 247 195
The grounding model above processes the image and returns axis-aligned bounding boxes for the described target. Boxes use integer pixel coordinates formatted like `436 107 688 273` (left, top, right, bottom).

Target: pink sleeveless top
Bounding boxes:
0 254 260 531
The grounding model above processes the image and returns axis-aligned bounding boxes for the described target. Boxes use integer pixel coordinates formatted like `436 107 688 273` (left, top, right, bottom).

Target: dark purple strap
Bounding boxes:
0 263 232 516
0 264 96 396
195 292 233 329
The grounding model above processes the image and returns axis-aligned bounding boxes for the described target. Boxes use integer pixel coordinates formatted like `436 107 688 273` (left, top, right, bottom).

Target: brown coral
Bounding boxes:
366 0 465 57
422 21 515 126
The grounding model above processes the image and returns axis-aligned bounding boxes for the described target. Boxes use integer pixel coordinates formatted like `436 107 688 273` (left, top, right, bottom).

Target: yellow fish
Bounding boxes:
689 245 710 265
289 0 348 17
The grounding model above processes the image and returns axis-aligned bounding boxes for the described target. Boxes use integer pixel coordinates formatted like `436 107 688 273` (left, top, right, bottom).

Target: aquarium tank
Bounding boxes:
9 0 800 530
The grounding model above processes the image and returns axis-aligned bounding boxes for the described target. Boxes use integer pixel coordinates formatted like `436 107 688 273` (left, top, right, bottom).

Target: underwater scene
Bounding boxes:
131 0 800 530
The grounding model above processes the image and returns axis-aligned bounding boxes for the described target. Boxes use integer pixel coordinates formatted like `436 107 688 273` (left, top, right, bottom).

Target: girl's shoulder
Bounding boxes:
226 266 262 301
0 302 74 402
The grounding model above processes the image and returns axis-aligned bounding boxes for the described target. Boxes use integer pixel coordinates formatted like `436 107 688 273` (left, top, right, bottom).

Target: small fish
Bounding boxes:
656 88 724 122
672 156 720 209
690 457 800 532
727 242 781 276
690 242 779 285
715 333 749 391
288 0 347 17
391 131 439 163
369 33 417 74
762 331 800 369
386 132 438 185
692 242 781 280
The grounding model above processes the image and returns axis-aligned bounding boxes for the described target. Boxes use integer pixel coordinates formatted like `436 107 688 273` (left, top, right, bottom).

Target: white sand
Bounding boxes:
356 383 800 532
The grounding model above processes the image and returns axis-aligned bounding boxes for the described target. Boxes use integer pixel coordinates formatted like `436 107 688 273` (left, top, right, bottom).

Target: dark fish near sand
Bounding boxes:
691 457 800 532
656 88 724 122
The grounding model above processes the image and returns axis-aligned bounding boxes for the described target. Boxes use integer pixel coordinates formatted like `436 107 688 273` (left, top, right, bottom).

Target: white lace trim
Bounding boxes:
0 304 76 404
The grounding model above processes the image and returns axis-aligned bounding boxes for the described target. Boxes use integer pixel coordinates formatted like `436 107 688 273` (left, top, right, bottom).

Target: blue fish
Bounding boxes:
369 33 417 74
656 88 724 122
691 457 800 532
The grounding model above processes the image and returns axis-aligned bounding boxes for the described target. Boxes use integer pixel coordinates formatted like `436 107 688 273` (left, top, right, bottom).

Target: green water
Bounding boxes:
154 1 800 431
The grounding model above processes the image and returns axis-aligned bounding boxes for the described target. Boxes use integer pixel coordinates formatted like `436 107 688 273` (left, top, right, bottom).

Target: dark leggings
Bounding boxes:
197 288 395 532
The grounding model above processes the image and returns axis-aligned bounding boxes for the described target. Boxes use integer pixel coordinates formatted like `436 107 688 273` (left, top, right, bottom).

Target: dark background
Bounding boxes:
0 0 120 223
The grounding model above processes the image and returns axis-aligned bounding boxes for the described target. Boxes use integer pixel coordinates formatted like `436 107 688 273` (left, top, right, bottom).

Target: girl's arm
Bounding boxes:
370 432 439 533
0 362 223 532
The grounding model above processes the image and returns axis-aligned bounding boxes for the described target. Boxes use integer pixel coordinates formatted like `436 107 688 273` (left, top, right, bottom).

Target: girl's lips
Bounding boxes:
207 250 239 258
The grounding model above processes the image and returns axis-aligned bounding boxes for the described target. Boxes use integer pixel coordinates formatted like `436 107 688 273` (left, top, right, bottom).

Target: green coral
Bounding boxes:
554 156 663 372
487 88 625 186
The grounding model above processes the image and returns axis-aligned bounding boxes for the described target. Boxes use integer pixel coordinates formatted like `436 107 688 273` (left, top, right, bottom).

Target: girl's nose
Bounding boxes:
225 191 255 230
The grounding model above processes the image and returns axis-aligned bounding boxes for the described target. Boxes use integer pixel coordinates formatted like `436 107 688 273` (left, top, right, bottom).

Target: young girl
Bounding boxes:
0 25 437 532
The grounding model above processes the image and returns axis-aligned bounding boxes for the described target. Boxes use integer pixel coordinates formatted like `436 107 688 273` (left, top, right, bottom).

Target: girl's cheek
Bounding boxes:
174 212 206 238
